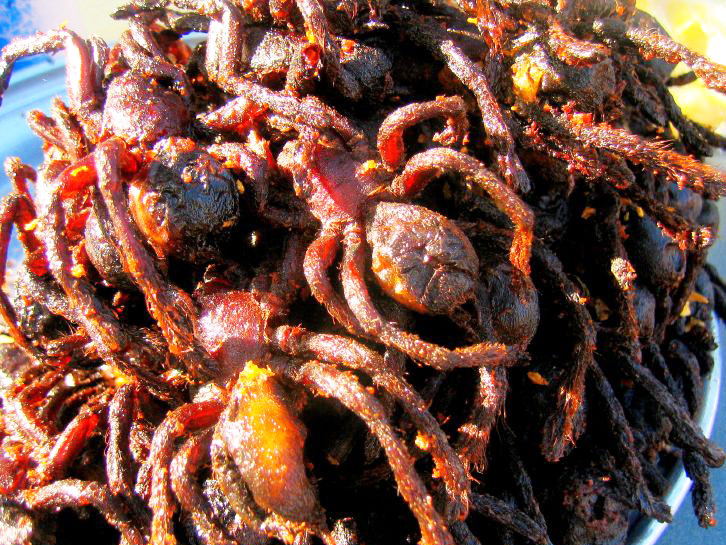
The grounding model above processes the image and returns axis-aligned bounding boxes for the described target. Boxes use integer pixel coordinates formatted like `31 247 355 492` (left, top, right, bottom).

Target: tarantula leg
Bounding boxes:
593 17 726 94
635 65 711 157
272 325 471 521
539 108 726 197
21 479 145 545
147 400 224 545
38 393 109 482
294 0 362 100
171 430 237 545
95 138 218 380
304 226 361 333
683 450 717 528
470 493 549 545
401 11 531 193
187 1 366 148
377 96 469 170
392 147 534 276
200 90 365 153
207 141 269 213
41 158 180 401
26 110 69 154
589 361 671 522
499 426 548 533
610 352 725 467
5 368 64 447
456 366 507 473
340 224 513 370
50 98 89 160
545 17 611 66
107 384 138 500
532 242 594 462
119 29 191 98
288 360 456 545
4 157 36 201
0 193 44 357
0 28 101 135
36 369 103 427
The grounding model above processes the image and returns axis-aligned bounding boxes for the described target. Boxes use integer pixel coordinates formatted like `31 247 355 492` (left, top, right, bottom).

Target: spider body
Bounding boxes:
101 72 189 147
128 138 240 262
366 201 480 316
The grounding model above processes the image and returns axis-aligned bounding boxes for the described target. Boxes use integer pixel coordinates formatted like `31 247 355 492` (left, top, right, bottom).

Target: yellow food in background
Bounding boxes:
638 0 726 134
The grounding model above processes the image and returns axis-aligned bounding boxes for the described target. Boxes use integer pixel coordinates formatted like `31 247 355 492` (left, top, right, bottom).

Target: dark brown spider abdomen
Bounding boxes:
101 73 189 146
485 265 539 346
366 201 479 315
128 139 240 261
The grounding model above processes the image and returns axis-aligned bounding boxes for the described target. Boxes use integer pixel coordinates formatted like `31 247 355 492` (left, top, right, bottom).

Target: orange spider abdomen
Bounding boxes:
221 363 320 524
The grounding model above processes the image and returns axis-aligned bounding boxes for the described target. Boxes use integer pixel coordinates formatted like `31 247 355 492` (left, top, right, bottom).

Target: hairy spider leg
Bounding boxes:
22 479 145 545
171 430 240 545
392 148 534 276
42 151 181 401
377 96 469 170
0 29 102 138
288 360 456 545
272 324 471 521
147 400 225 545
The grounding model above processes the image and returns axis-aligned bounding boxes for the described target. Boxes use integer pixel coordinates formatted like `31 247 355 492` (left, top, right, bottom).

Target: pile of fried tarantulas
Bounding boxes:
2 1 726 544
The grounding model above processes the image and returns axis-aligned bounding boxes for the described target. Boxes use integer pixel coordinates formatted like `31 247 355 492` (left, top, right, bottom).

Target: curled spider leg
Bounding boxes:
284 359 456 545
304 226 361 333
95 138 219 380
119 29 191 99
147 400 224 545
400 10 531 193
4 368 64 448
0 28 101 137
21 479 145 545
171 430 238 545
377 96 469 170
340 224 514 370
38 391 111 483
0 193 44 357
5 157 36 202
391 147 534 276
272 325 471 521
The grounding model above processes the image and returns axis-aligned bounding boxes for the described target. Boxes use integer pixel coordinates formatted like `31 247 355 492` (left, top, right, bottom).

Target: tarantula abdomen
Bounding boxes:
483 264 539 346
366 201 479 315
128 138 240 262
215 363 324 527
101 72 189 146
